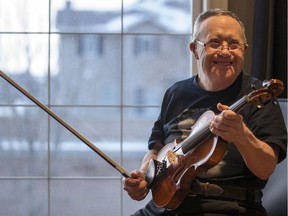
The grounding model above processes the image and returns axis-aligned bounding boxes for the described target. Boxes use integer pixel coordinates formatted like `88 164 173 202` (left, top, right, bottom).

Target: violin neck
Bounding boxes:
228 95 249 113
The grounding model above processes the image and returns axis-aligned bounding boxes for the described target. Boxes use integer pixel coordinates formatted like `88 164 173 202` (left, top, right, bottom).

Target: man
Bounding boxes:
123 9 287 215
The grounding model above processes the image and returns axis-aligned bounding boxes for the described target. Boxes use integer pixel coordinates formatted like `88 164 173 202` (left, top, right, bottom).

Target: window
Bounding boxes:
79 35 104 57
0 0 196 215
134 35 160 57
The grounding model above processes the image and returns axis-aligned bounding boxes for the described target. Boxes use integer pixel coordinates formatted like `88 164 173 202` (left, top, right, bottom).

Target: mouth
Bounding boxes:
213 61 233 66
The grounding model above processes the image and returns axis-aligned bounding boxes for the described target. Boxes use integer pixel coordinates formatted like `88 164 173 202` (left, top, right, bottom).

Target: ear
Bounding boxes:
189 42 199 60
243 43 249 53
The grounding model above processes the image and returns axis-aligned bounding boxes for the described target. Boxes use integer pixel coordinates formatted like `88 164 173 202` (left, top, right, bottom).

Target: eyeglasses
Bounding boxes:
194 40 247 52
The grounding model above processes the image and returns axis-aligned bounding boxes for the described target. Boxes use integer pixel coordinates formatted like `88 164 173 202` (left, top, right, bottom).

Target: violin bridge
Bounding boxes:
167 150 178 165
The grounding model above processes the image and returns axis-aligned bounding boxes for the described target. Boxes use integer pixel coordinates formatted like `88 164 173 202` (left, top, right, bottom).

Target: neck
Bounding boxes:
197 74 237 92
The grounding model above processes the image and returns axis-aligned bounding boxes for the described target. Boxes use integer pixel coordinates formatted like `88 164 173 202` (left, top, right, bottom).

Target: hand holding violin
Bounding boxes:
211 102 279 181
210 102 246 144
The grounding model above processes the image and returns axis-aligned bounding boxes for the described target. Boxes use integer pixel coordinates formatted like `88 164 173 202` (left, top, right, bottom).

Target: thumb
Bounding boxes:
217 103 229 112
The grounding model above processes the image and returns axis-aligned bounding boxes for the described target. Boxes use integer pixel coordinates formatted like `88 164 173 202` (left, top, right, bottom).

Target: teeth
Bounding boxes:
215 62 232 65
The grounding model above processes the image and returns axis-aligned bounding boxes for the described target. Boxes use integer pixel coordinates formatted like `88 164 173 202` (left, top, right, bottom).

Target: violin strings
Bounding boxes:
173 125 211 154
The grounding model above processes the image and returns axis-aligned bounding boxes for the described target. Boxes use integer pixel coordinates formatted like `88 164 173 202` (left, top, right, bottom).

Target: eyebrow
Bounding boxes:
206 36 242 42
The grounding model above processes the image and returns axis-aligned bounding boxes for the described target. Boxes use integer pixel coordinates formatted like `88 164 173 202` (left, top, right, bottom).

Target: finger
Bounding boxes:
124 181 148 200
123 178 141 188
217 102 229 111
129 191 148 201
125 183 147 195
122 170 143 184
213 114 232 126
131 170 146 180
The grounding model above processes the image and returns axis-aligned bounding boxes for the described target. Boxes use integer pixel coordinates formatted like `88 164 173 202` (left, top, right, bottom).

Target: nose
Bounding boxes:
218 43 231 56
221 45 230 51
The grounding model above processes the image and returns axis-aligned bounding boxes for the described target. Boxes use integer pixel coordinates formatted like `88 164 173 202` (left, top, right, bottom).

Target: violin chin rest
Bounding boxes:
146 159 159 188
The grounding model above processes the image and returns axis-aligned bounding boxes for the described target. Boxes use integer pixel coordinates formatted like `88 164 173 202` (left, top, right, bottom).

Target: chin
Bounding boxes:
212 70 239 85
213 68 234 77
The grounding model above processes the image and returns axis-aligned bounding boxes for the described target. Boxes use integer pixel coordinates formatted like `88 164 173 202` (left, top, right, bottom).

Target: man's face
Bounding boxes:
191 16 247 90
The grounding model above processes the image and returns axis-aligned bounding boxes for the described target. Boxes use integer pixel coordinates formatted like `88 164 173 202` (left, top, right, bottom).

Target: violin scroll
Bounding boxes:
263 79 284 97
249 79 284 108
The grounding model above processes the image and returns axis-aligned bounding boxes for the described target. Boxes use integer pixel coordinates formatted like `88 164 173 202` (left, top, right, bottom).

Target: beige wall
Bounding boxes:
228 0 255 74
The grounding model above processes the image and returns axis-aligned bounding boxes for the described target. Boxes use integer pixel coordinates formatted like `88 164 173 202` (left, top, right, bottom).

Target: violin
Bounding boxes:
145 79 284 210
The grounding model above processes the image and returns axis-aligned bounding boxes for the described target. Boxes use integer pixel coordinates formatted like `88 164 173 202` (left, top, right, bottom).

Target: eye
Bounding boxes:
229 41 240 49
208 40 221 48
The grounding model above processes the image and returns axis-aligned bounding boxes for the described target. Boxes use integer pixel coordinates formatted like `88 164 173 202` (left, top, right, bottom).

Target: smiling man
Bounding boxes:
190 13 248 92
123 9 287 216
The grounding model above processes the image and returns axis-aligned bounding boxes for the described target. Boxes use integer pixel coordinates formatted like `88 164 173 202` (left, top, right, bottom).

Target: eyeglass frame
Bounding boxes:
194 39 248 52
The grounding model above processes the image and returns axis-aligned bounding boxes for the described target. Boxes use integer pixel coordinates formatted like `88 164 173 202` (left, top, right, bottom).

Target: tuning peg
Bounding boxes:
262 79 269 87
256 97 264 109
257 103 264 109
272 97 279 106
